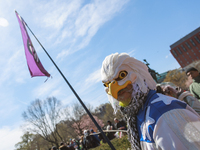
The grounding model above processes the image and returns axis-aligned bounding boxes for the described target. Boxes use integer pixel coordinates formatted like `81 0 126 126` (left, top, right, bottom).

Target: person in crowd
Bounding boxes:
66 139 74 150
114 118 127 130
101 53 200 149
83 130 88 150
156 85 164 94
83 130 91 149
89 129 100 148
72 139 79 150
186 67 200 100
106 120 114 130
90 129 100 144
106 121 115 140
69 139 76 150
51 146 57 150
80 135 86 150
66 142 70 149
83 129 99 149
158 82 200 115
59 142 69 150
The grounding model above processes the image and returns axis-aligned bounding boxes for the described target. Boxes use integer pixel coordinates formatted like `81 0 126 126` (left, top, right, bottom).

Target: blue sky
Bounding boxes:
0 0 200 149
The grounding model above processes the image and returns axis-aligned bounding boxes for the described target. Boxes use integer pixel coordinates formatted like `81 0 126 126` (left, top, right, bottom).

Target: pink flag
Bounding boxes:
15 11 50 77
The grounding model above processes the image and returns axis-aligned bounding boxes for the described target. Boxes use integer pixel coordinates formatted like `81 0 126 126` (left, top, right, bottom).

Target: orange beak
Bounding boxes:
107 80 132 99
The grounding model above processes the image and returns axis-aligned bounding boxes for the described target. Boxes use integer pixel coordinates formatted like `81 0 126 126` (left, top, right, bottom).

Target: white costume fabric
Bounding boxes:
138 90 200 150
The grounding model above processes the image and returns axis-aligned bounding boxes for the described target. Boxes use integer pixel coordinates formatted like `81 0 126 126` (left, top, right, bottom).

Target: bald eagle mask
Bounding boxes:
101 53 156 113
101 53 157 150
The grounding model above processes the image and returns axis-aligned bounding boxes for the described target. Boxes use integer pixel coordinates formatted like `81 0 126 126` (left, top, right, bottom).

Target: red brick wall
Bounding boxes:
170 32 200 68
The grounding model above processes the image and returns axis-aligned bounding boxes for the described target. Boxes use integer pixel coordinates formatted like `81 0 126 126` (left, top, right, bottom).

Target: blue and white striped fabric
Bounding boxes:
137 90 200 150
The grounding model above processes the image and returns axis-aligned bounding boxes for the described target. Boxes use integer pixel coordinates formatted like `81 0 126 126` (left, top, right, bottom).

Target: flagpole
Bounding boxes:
24 23 116 150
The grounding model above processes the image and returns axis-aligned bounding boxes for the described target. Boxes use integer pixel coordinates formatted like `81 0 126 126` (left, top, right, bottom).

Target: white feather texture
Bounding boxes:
101 53 157 112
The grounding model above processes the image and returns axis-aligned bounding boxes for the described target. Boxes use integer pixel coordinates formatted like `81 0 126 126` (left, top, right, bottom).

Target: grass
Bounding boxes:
91 135 131 150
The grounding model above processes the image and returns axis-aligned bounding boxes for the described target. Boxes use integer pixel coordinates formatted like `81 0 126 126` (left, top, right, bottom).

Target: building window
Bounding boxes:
194 53 196 56
181 45 187 52
172 50 178 57
185 42 191 49
182 55 185 57
187 52 189 55
190 39 196 46
191 49 194 52
195 36 200 43
196 47 199 50
177 47 182 54
197 56 199 59
187 62 189 64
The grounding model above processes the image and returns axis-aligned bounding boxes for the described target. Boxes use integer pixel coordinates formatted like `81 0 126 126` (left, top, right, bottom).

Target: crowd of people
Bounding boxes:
49 118 128 150
50 139 80 150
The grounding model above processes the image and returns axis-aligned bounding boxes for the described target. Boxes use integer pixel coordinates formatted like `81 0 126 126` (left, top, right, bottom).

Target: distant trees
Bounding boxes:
163 69 188 90
15 132 51 150
22 97 64 148
15 132 34 150
65 103 88 136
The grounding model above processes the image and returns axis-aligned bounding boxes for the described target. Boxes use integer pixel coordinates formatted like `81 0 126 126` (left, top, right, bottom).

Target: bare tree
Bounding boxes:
66 103 87 136
22 97 64 148
56 120 76 141
62 103 98 136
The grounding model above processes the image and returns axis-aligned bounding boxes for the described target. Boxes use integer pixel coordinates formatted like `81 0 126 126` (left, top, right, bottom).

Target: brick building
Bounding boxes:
170 27 200 68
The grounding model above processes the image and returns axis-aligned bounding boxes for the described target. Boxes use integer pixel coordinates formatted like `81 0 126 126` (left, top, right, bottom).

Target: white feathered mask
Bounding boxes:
101 53 156 113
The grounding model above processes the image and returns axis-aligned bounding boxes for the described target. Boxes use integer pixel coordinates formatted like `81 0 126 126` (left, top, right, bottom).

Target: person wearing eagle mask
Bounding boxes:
101 53 200 150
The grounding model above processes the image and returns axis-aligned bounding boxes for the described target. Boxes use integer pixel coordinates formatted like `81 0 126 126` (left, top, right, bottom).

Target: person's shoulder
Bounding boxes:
190 81 195 86
148 93 187 116
119 119 126 123
150 93 183 105
119 120 126 126
189 83 194 91
59 145 64 149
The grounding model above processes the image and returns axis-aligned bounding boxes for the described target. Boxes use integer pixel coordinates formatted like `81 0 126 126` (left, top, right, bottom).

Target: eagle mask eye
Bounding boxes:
103 70 128 87
116 70 128 81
